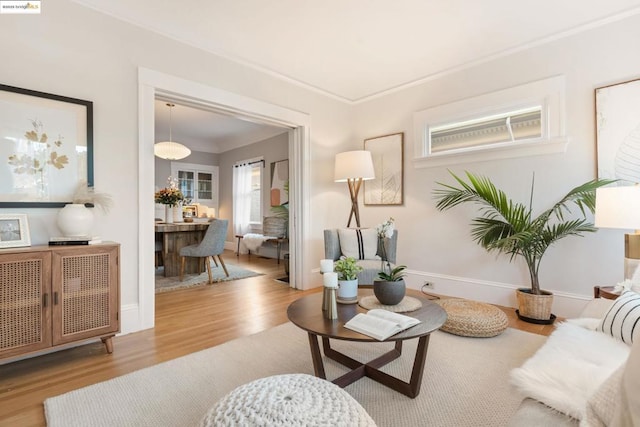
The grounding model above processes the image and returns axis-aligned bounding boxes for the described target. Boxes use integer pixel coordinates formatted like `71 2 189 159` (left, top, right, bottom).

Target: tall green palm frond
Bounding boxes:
433 170 615 295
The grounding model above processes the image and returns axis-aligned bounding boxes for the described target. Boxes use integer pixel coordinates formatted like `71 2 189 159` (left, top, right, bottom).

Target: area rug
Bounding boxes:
155 263 262 293
45 323 547 427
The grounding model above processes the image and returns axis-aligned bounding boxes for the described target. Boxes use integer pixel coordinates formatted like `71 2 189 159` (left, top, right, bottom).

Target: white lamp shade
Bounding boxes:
154 141 191 160
595 186 640 229
334 150 375 182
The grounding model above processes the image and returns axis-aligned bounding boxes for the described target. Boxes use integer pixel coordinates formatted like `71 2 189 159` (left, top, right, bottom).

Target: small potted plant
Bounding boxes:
373 217 408 305
334 257 363 304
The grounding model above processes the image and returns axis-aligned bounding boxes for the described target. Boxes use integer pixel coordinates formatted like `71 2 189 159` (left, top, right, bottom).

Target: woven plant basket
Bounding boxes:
516 288 553 320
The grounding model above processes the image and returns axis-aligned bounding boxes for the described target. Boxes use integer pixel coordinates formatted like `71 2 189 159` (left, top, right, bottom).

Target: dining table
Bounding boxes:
155 221 211 277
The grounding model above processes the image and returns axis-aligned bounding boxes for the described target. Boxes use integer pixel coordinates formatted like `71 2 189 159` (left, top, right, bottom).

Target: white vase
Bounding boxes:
173 205 183 223
57 204 94 237
165 205 174 224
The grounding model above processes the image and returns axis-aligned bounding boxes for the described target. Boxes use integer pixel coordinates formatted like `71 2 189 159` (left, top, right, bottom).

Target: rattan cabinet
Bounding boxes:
0 243 120 362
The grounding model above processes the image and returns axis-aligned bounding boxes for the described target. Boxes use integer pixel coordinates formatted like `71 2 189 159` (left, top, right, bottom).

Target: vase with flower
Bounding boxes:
154 181 184 224
373 217 407 305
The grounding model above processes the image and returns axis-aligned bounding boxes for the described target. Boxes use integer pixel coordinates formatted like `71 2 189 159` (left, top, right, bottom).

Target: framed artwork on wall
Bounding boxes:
0 84 93 207
270 159 288 207
0 213 30 248
595 78 640 184
364 132 403 205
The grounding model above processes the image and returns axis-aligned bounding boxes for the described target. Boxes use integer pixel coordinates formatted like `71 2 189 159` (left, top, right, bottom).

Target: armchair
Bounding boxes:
324 228 398 285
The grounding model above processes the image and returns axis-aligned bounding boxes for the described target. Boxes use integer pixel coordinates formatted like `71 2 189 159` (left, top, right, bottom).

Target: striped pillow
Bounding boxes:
597 291 640 344
337 228 379 260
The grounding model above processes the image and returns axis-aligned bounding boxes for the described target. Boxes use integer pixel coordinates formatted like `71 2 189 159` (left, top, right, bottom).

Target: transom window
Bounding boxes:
430 106 542 154
413 75 568 168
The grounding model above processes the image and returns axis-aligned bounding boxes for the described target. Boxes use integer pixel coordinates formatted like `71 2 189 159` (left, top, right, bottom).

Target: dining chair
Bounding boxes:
179 219 229 284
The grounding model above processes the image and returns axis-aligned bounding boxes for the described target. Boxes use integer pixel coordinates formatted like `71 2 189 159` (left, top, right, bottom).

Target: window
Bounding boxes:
413 75 568 168
430 106 542 154
233 158 263 235
249 162 262 224
171 162 219 207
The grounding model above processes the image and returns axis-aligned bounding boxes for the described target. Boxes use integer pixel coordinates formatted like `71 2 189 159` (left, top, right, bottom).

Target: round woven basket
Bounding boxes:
516 288 553 321
435 299 508 338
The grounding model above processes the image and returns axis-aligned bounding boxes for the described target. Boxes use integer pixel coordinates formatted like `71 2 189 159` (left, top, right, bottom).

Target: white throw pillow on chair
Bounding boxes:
337 228 379 260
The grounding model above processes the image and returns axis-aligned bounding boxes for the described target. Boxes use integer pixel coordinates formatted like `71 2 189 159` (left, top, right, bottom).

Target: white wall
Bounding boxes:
351 14 640 316
0 0 352 333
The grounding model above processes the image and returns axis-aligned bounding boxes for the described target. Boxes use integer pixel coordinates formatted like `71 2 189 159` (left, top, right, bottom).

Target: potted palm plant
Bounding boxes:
334 257 363 304
433 171 614 323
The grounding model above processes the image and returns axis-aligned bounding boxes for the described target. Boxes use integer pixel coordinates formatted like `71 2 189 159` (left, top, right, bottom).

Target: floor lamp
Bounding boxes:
595 186 640 280
334 150 375 228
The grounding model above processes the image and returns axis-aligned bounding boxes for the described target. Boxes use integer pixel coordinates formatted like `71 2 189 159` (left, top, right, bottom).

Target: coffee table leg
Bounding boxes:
307 333 326 379
408 334 430 397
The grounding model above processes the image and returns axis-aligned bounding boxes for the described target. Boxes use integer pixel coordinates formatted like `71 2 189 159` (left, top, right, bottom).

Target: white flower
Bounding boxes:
376 217 395 239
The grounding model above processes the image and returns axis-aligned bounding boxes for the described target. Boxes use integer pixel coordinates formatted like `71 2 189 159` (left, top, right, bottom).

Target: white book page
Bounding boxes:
367 309 420 328
344 313 399 340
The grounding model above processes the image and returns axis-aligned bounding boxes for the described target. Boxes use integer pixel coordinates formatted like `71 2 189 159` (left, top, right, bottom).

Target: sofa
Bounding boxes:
324 228 398 285
509 292 640 426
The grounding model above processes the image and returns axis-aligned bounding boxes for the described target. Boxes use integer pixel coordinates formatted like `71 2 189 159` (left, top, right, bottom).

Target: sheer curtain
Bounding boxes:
233 163 253 235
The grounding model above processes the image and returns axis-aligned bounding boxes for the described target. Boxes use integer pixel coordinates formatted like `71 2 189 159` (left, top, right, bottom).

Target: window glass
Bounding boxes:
178 171 194 199
430 107 542 154
249 164 262 223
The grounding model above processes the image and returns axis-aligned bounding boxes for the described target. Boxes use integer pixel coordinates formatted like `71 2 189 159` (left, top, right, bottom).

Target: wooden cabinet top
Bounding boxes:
0 242 120 255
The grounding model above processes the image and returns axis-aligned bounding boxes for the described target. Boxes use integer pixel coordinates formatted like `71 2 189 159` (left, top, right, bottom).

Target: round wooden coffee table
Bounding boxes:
287 289 446 398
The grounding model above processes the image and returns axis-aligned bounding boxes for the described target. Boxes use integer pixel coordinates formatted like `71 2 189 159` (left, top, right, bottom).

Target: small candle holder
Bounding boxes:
324 286 338 320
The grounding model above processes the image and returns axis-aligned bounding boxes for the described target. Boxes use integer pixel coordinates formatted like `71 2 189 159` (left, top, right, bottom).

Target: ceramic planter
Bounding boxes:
337 279 358 304
373 279 406 305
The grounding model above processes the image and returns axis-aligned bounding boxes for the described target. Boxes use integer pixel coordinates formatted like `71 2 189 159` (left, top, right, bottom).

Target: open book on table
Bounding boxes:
344 309 421 341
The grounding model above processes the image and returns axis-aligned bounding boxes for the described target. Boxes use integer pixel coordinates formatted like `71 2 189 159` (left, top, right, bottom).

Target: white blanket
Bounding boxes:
242 233 276 252
510 322 630 421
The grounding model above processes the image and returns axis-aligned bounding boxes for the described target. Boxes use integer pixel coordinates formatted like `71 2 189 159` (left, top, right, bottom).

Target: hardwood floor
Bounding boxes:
0 250 556 427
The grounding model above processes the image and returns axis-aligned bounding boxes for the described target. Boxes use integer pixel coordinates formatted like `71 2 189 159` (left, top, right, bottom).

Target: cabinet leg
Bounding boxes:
101 336 115 354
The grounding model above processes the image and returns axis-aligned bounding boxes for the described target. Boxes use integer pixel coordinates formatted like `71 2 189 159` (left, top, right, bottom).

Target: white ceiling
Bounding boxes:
75 0 640 103
75 0 640 153
154 100 287 154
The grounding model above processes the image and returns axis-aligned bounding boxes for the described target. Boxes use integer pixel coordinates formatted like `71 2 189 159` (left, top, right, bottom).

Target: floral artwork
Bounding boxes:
7 118 69 194
0 84 92 207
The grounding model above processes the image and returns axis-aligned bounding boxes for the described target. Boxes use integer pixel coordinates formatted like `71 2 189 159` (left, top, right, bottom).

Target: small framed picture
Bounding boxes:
0 214 31 248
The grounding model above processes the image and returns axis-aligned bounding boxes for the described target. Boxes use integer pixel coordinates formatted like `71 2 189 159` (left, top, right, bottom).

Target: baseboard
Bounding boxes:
404 269 592 319
120 303 143 335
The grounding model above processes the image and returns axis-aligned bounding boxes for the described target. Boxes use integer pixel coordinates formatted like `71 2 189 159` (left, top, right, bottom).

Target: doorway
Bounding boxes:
138 68 311 331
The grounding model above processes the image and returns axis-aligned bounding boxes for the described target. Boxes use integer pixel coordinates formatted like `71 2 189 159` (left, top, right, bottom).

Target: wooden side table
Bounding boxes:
593 285 621 300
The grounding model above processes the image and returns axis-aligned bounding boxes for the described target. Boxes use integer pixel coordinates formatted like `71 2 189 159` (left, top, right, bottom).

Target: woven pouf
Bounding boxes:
201 374 376 426
436 299 509 337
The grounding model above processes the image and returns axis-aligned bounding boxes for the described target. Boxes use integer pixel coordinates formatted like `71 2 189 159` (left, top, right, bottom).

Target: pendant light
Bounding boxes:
154 103 191 160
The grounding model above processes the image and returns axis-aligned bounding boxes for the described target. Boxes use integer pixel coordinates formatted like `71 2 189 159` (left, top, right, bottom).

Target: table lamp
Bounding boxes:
334 150 375 228
595 186 640 280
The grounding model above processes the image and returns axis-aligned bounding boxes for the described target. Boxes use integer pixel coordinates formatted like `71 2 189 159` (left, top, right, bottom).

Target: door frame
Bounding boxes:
138 68 310 330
